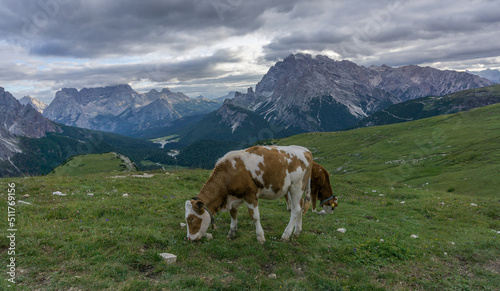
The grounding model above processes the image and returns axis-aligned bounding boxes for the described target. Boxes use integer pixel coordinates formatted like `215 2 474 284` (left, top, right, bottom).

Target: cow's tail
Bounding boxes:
303 176 312 214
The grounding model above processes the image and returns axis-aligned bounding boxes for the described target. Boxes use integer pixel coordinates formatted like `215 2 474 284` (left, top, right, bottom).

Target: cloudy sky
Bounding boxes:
1 0 499 103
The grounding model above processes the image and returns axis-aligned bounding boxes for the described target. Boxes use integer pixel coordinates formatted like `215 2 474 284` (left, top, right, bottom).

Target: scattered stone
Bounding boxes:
337 228 346 233
451 242 455 245
180 222 186 228
53 191 67 196
132 173 154 178
18 200 31 205
87 193 94 196
23 194 30 198
379 194 384 197
444 252 448 256
400 201 405 204
410 235 418 238
380 239 384 242
159 253 177 264
268 274 277 279
122 193 129 197
470 203 478 206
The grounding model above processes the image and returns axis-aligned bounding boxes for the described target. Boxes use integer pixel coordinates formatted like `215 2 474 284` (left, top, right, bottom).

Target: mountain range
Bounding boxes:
42 84 221 136
183 53 493 139
1 53 498 176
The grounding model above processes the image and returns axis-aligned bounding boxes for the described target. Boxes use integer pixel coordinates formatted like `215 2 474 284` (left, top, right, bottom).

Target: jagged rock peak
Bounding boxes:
19 95 48 113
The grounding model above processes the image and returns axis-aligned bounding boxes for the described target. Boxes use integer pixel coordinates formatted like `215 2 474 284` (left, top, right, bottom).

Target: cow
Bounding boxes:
184 145 313 244
285 162 338 215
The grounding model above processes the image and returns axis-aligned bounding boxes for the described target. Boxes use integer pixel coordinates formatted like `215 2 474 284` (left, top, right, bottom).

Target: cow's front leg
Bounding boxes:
228 208 238 239
245 201 265 244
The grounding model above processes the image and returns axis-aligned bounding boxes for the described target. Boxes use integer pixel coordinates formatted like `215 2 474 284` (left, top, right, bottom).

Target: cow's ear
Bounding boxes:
192 200 205 215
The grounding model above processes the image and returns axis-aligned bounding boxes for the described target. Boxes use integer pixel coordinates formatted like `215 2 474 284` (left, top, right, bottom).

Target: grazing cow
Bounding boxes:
185 145 313 244
285 162 338 215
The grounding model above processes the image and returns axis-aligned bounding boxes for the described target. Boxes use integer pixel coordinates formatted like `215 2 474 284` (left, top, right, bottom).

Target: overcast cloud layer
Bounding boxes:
1 0 499 103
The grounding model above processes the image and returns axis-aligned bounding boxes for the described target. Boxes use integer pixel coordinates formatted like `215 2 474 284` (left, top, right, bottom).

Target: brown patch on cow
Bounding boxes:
191 199 206 215
186 214 202 234
230 208 238 220
245 146 310 192
248 207 255 221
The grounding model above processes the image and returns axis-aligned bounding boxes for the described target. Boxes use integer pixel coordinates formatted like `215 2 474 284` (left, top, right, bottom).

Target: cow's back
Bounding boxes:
216 145 312 199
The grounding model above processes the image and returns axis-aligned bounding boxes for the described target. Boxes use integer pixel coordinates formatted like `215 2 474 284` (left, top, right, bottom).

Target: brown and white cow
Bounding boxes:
310 162 338 214
185 145 313 244
285 162 339 215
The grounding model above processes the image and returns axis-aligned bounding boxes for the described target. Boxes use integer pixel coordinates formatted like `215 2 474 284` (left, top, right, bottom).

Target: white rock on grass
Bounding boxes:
53 191 67 196
18 200 31 205
122 193 129 197
337 228 347 233
159 253 177 264
410 235 418 238
470 203 478 206
180 223 186 228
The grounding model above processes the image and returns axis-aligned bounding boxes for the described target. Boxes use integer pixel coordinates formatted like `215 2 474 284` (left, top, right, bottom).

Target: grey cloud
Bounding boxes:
1 0 296 58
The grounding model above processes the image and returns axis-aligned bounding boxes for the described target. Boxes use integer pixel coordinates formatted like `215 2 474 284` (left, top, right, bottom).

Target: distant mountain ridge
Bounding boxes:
186 53 492 137
467 69 500 83
43 84 221 136
0 87 59 166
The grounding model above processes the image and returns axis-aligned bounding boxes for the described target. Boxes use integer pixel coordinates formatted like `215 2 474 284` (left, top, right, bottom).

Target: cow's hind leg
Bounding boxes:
282 187 303 241
245 201 265 244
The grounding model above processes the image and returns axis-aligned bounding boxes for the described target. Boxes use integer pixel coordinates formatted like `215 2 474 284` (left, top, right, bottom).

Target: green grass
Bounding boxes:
49 153 136 177
1 104 499 290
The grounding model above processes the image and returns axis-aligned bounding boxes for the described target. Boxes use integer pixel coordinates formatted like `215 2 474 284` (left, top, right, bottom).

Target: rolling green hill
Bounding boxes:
50 152 138 176
357 84 500 128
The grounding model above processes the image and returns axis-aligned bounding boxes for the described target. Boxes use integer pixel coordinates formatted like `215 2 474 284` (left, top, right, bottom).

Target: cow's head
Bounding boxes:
185 197 211 241
320 196 339 214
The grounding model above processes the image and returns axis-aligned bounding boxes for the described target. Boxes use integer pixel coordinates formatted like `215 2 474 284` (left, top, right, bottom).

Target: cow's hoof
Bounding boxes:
227 232 236 240
280 236 290 242
293 231 301 238
257 237 266 244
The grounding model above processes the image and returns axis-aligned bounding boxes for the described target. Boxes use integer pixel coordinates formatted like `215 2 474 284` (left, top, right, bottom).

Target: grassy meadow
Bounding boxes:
1 104 500 290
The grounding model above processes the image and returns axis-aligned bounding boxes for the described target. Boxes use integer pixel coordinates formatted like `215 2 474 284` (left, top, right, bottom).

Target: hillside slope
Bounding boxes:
358 84 500 127
50 152 138 176
274 103 500 197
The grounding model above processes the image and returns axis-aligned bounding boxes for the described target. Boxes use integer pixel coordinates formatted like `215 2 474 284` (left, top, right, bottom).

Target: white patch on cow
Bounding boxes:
245 203 265 243
225 195 243 211
218 151 265 185
185 200 211 241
